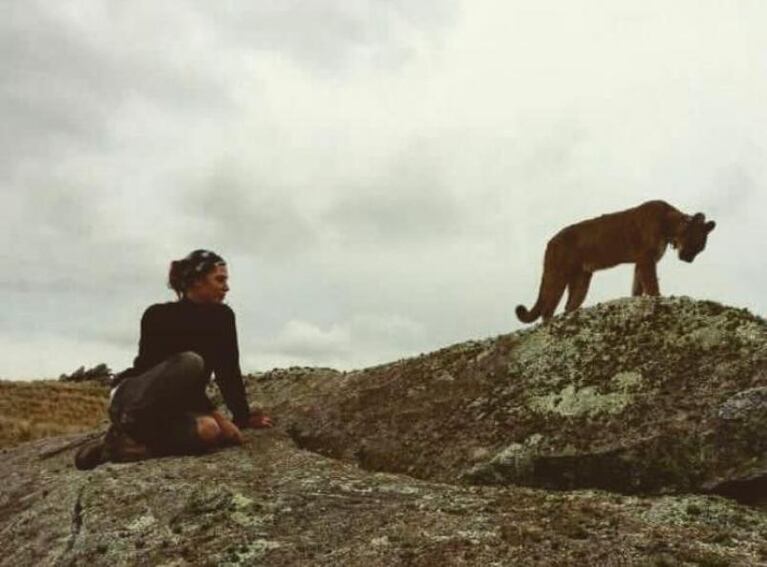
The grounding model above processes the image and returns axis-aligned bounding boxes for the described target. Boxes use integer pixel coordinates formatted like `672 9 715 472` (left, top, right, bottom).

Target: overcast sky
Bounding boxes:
2 1 766 379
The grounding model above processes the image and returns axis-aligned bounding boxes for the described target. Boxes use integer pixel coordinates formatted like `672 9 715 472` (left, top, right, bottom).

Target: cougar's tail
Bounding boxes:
515 301 541 323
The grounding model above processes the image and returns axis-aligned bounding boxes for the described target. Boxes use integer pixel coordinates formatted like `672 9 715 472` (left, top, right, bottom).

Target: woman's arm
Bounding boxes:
213 305 251 427
120 304 164 378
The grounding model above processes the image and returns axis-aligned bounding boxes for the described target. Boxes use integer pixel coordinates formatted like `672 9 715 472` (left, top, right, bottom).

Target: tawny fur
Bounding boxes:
516 200 715 324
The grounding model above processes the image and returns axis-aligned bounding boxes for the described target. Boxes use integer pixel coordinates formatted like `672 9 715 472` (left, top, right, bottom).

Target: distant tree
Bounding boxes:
59 363 112 386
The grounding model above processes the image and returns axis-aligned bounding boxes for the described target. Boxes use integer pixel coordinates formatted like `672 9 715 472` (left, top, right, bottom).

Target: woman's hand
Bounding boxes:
248 409 274 429
210 410 243 445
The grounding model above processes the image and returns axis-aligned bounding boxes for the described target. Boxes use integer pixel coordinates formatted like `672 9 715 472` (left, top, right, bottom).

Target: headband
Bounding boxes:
185 249 225 273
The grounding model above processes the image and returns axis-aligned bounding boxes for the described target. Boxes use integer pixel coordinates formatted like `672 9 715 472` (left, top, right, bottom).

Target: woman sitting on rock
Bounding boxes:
76 249 272 469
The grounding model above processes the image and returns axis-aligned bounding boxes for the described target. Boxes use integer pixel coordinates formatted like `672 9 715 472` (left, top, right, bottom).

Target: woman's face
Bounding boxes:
185 264 229 304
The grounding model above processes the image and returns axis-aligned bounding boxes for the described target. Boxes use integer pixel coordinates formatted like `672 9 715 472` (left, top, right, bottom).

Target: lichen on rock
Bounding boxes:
528 384 633 417
258 297 767 498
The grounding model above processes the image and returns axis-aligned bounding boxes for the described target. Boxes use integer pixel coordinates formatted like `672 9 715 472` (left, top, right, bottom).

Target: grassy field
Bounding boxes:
0 380 109 449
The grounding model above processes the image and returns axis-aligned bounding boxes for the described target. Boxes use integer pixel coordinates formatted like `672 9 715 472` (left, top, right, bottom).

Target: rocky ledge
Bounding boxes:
254 297 767 502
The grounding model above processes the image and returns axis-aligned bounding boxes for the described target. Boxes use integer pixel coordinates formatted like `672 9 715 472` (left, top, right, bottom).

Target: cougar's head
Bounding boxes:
675 212 716 263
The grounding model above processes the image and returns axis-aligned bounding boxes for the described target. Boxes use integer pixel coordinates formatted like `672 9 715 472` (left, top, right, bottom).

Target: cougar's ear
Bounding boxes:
705 220 716 233
692 212 705 223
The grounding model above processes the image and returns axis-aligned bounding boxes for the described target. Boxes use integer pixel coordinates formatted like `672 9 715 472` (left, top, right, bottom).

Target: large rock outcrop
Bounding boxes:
2 296 767 565
250 297 767 501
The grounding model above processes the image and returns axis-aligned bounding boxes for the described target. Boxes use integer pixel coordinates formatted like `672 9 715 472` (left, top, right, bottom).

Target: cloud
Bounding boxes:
249 313 427 370
1 3 229 170
191 0 458 72
264 319 350 360
323 144 463 248
3 1 767 379
701 165 760 219
174 164 320 262
0 333 132 380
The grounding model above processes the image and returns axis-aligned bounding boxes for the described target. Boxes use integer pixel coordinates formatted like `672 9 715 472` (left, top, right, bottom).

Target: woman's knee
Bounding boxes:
195 416 221 445
170 351 205 380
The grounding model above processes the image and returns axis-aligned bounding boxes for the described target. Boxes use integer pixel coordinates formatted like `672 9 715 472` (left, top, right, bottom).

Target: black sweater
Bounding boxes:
117 298 250 425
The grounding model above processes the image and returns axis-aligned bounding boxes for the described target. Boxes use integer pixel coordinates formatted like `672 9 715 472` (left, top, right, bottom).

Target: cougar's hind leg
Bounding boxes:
516 252 553 323
565 270 593 312
540 274 568 322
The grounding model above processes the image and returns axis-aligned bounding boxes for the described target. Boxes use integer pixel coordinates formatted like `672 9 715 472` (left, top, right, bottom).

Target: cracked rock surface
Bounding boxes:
4 429 767 565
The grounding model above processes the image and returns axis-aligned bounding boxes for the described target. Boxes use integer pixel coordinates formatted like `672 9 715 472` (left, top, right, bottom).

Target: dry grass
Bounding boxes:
0 380 109 449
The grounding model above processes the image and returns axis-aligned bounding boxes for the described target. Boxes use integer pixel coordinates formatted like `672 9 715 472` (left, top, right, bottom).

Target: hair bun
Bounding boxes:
167 250 226 297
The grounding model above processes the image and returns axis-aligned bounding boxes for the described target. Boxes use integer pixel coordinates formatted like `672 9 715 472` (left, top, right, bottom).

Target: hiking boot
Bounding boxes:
74 426 151 470
74 437 109 470
103 425 151 462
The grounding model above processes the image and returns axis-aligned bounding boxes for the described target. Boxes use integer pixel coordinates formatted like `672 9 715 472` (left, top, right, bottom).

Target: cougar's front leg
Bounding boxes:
632 265 643 296
636 259 660 296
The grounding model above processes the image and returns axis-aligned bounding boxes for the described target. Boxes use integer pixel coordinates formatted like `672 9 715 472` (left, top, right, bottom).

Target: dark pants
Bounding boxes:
109 351 211 455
